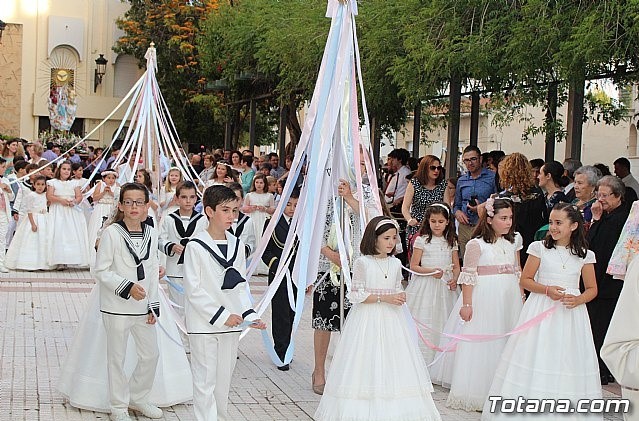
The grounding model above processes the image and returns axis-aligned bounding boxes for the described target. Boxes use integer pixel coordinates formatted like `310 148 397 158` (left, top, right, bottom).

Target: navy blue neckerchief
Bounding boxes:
114 220 152 282
169 209 204 264
229 212 249 237
189 237 246 290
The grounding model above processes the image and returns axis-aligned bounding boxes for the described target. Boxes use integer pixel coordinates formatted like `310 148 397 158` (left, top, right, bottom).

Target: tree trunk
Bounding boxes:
446 75 462 178
544 81 558 161
565 72 585 161
285 94 302 156
412 102 421 158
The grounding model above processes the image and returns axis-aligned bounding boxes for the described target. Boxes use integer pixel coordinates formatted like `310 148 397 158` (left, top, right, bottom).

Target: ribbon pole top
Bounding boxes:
326 0 358 18
145 42 157 73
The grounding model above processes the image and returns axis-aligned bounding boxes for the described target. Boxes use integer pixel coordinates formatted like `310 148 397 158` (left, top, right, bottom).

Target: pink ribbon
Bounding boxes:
414 303 560 352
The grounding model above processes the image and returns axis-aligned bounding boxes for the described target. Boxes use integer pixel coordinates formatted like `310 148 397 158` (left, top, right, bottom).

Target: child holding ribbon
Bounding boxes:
405 202 460 364
430 197 523 412
482 202 601 419
314 216 441 421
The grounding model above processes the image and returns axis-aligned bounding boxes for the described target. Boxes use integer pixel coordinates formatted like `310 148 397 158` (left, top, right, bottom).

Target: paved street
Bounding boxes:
0 269 625 420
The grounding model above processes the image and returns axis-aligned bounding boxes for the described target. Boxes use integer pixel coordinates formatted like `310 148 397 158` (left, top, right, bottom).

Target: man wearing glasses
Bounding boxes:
453 145 497 258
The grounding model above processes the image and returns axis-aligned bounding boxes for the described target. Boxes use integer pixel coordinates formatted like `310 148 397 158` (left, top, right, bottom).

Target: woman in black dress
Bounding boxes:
587 175 631 385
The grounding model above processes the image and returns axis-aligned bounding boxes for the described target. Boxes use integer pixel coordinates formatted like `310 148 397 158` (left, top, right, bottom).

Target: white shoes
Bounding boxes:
129 403 163 419
0 266 9 273
109 411 132 421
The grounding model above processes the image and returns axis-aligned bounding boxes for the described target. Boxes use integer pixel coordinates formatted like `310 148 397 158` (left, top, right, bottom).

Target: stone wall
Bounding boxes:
0 24 22 137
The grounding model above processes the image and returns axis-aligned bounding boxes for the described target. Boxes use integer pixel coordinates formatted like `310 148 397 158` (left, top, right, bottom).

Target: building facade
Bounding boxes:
0 0 141 146
390 89 639 170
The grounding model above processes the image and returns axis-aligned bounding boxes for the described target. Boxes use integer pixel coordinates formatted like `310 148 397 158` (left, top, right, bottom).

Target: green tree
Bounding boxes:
199 0 411 148
114 0 224 148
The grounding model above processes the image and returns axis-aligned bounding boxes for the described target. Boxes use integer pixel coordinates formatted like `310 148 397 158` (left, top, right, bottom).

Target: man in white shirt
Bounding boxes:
614 157 639 198
384 148 411 211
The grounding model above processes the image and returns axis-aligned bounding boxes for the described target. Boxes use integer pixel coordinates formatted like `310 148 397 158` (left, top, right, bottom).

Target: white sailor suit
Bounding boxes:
159 209 208 349
183 230 259 421
227 211 256 258
93 221 160 415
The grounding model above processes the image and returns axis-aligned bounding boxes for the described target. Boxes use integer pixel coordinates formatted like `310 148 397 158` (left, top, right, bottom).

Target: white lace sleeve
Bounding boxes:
347 257 369 304
458 240 481 285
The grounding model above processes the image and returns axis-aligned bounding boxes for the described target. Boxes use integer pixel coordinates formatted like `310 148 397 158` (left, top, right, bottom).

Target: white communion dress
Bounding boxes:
405 235 460 364
430 234 523 412
314 255 442 421
87 182 120 258
245 191 273 274
57 286 193 412
46 178 91 267
481 241 602 420
5 191 51 270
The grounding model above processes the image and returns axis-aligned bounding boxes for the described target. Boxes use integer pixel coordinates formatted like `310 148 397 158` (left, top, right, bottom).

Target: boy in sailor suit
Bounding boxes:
93 182 162 421
0 157 16 273
261 187 300 371
159 181 208 350
226 182 256 257
183 185 265 421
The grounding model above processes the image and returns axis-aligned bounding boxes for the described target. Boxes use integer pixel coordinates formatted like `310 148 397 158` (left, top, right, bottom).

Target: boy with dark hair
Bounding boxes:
159 180 208 350
225 182 256 257
183 185 265 421
261 187 300 371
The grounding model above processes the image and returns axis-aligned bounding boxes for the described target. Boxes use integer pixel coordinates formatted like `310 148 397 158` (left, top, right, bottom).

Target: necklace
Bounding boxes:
373 256 390 278
557 246 571 269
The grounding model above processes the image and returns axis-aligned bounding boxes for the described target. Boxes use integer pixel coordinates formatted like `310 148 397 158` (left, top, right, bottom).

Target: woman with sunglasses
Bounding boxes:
402 155 450 257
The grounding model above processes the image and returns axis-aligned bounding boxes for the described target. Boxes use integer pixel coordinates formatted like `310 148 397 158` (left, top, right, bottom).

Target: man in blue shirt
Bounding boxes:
453 145 498 258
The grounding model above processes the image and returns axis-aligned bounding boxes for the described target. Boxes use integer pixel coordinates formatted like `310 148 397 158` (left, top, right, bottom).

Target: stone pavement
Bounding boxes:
0 269 625 421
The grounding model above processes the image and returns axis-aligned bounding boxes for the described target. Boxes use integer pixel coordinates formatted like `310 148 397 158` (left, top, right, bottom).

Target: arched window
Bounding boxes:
49 45 79 90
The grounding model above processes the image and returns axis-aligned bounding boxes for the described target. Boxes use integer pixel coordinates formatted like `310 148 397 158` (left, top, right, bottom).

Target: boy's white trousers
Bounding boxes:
102 313 159 414
189 333 240 421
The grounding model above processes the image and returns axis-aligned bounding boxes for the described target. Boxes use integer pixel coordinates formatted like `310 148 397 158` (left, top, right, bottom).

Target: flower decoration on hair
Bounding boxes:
485 197 495 217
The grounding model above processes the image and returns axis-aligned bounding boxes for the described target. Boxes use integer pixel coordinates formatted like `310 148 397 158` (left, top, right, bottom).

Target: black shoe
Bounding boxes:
601 375 609 385
277 364 290 371
608 375 616 384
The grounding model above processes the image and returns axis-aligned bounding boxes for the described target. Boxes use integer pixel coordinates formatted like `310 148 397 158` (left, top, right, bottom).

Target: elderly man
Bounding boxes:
190 154 204 175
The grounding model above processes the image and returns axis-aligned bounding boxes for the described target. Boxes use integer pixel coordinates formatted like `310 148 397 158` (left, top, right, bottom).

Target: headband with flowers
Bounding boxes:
485 197 495 217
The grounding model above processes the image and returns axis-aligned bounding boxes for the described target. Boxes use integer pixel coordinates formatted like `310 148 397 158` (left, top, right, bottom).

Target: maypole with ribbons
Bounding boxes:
243 0 382 367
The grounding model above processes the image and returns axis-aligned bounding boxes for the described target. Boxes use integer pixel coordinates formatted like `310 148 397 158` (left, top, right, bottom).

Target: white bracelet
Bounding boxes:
463 303 472 308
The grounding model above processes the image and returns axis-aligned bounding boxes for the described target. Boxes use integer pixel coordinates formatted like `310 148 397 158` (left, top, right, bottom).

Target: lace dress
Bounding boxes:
46 179 90 267
430 233 523 411
314 256 442 421
87 182 120 260
245 191 274 275
405 235 459 364
5 192 50 270
482 242 602 420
